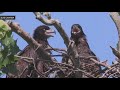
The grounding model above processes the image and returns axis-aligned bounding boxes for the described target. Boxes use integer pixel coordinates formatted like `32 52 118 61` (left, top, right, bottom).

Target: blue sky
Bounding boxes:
2 12 118 65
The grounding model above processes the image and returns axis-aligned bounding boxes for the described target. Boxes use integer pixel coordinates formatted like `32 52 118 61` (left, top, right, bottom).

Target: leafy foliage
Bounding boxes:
0 20 20 69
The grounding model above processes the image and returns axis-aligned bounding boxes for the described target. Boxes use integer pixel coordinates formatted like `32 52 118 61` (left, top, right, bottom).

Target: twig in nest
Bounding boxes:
89 58 111 69
45 47 67 54
65 71 74 78
108 71 119 78
100 66 117 78
15 55 33 63
27 70 34 78
19 65 28 78
51 54 64 57
32 58 47 78
74 68 95 78
78 55 111 69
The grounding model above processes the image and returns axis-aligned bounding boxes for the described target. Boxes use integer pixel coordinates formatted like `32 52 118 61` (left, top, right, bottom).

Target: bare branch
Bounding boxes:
19 66 28 78
14 55 33 63
45 47 67 52
66 40 82 78
78 56 111 69
109 12 120 52
90 58 110 69
74 69 95 78
51 55 64 57
110 12 120 38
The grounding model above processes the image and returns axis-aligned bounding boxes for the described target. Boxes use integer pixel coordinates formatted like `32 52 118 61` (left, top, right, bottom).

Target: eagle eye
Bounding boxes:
43 29 46 31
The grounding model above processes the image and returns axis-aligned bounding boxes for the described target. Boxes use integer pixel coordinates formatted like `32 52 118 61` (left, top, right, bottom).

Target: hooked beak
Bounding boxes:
72 25 80 34
45 29 56 37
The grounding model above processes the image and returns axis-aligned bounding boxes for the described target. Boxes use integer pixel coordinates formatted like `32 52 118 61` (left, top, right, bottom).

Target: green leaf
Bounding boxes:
2 63 18 74
9 40 20 54
0 20 11 31
0 20 20 70
0 47 8 60
0 32 4 39
1 36 10 46
1 33 13 46
0 29 6 39
2 57 9 67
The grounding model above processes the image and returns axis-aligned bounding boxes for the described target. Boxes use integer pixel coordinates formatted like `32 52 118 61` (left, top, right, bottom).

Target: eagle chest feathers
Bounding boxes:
76 38 90 56
76 37 100 77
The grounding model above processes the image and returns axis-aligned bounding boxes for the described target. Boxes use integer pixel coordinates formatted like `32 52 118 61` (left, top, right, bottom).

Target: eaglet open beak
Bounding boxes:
72 25 80 34
45 29 56 37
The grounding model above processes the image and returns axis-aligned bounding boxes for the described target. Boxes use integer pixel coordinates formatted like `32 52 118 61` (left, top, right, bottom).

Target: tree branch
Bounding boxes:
79 56 111 69
109 12 120 52
67 40 82 78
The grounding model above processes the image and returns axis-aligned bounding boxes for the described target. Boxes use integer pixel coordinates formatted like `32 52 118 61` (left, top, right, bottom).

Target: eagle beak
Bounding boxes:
45 29 56 37
72 25 80 34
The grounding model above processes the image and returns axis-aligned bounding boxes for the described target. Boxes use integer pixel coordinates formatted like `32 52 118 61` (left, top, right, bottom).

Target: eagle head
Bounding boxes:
71 24 85 39
33 25 56 40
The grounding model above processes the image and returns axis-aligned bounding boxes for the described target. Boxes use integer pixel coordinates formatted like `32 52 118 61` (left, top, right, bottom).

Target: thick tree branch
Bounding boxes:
33 12 70 47
67 40 82 78
109 12 120 52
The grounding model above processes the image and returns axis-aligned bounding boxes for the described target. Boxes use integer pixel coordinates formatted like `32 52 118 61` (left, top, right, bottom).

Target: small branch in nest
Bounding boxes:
79 56 111 69
19 65 28 78
99 62 120 78
79 56 97 59
45 46 67 56
65 71 74 78
100 62 120 75
67 40 81 78
100 67 116 78
32 57 47 78
89 58 111 69
108 71 119 78
51 54 64 57
74 69 95 78
14 55 33 63
45 47 67 53
54 62 74 68
27 70 34 78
